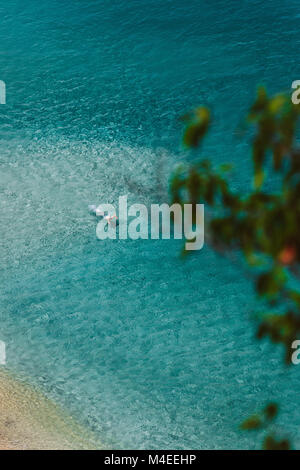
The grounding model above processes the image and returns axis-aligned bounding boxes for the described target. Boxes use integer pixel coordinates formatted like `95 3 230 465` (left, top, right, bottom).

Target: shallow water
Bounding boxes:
0 0 300 449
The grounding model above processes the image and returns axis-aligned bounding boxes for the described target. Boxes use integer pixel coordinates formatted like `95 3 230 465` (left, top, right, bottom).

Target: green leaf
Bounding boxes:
263 403 278 421
183 107 210 148
240 415 262 430
254 169 265 189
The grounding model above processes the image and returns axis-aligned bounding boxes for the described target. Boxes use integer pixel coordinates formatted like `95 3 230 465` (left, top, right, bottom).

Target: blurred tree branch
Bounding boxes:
171 87 300 449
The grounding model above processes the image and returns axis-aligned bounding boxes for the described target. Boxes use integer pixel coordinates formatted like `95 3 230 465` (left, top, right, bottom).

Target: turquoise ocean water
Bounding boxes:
0 0 300 449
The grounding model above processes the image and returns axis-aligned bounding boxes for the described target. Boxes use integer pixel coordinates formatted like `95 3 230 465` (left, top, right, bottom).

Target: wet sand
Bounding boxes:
0 368 102 450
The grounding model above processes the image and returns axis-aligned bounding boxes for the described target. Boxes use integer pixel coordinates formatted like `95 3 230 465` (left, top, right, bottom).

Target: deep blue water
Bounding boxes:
0 0 300 449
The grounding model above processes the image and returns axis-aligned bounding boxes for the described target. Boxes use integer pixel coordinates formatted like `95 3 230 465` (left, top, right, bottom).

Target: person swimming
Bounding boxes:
88 205 118 227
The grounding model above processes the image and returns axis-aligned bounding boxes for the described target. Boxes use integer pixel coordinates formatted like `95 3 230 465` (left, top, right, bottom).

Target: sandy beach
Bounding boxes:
0 368 101 450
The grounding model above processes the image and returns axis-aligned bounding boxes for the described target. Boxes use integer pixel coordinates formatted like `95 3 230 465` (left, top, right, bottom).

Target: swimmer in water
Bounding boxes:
88 205 118 226
104 214 118 227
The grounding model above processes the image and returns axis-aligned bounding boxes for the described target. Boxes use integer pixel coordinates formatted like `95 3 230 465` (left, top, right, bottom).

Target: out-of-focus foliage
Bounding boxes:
241 403 290 449
241 402 278 431
263 435 291 450
171 87 300 449
181 107 211 148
